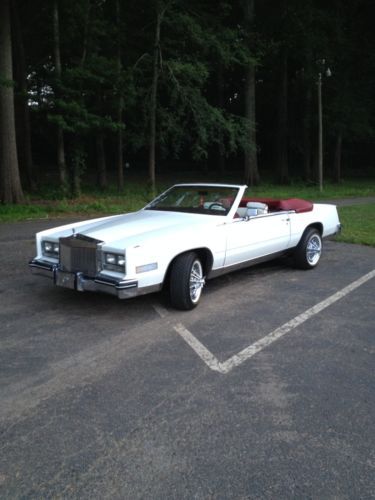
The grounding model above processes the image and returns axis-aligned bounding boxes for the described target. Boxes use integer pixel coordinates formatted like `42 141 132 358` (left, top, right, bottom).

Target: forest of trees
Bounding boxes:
1 0 375 203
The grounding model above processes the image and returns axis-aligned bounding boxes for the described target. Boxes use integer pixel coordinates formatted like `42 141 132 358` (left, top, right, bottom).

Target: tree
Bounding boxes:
116 0 124 190
324 0 375 182
243 0 259 185
46 0 127 195
52 0 68 193
0 0 24 204
11 0 35 191
148 3 167 193
274 0 289 183
276 45 288 183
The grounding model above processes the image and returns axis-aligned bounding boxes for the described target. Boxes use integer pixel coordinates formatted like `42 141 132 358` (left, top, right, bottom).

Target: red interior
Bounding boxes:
239 197 313 214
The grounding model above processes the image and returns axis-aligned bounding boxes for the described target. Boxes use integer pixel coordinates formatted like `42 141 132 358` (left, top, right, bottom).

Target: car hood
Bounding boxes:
76 209 219 245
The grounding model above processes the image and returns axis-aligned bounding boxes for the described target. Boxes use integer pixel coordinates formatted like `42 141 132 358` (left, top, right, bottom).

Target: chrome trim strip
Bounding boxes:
208 250 288 279
29 259 57 279
237 210 292 221
29 259 56 270
94 278 138 290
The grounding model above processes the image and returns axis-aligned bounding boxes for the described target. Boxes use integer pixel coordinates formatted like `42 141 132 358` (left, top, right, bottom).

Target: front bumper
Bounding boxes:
29 259 160 299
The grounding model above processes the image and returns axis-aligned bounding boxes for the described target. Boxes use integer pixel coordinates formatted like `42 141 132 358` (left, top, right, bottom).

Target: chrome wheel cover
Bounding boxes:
306 234 322 266
189 260 205 303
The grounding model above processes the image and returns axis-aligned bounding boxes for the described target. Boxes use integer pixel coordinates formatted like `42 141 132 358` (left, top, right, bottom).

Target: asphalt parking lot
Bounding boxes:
0 219 374 499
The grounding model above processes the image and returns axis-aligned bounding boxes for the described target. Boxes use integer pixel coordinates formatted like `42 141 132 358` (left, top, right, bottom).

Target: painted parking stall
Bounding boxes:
157 270 375 374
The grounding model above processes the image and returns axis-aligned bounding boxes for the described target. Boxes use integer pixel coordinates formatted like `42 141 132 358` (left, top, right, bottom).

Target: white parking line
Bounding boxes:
174 269 375 374
174 323 223 372
152 304 169 319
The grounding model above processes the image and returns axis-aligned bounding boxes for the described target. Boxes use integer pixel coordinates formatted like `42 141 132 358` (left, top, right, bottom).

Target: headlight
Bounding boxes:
105 254 116 265
117 257 125 266
103 252 126 272
42 240 59 257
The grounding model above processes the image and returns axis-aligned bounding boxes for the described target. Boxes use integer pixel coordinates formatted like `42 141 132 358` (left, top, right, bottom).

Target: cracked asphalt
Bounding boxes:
0 217 374 499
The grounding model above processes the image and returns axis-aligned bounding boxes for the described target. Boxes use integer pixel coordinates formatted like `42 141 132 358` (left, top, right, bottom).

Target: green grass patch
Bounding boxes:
0 204 49 222
0 188 150 222
336 203 375 247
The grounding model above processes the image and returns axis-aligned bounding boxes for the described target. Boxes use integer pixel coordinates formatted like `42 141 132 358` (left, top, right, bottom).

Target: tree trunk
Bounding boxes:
217 63 225 175
148 8 164 193
72 163 81 198
333 130 343 183
52 0 68 193
302 9 313 183
71 145 83 198
303 86 312 182
243 0 259 186
0 0 24 204
117 107 124 190
96 131 107 189
276 48 288 183
116 0 124 191
80 0 91 66
11 0 35 191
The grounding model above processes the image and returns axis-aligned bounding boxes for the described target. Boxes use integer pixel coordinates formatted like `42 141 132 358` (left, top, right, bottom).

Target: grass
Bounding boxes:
0 183 153 222
1 178 374 247
336 203 375 247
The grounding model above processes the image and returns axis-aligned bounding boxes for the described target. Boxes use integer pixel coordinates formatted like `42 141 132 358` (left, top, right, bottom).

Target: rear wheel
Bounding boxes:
294 228 322 269
170 252 205 310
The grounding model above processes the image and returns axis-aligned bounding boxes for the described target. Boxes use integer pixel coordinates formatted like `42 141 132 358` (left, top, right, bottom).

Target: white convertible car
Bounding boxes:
29 183 341 309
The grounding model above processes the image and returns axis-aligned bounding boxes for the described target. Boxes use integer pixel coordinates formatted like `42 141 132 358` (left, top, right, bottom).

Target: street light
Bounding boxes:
317 60 332 192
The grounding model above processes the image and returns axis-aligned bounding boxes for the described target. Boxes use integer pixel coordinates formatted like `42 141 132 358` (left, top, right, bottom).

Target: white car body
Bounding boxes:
29 183 341 309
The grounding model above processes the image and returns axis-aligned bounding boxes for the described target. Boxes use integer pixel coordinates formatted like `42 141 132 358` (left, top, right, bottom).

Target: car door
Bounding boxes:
224 212 291 267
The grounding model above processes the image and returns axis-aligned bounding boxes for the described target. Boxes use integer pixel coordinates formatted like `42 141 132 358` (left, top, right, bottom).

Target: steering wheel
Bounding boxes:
208 202 226 211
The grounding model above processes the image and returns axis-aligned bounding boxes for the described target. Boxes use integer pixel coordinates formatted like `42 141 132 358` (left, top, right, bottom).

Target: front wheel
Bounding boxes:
294 228 322 269
170 252 205 310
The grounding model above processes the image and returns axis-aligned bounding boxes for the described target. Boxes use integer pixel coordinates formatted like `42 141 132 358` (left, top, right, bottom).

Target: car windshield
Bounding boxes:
145 186 239 216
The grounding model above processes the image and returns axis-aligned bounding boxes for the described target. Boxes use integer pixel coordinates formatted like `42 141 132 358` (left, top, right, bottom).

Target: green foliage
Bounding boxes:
157 58 250 160
48 57 124 134
140 1 258 161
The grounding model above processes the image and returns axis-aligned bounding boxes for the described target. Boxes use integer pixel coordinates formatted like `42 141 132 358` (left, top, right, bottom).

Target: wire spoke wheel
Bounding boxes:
306 234 322 266
189 259 205 304
294 228 323 269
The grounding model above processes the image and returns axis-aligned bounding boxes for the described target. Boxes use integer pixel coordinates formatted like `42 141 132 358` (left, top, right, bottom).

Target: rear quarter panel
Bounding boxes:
289 203 340 248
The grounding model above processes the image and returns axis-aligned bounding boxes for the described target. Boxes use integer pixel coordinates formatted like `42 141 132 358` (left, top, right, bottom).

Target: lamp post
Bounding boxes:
317 60 332 192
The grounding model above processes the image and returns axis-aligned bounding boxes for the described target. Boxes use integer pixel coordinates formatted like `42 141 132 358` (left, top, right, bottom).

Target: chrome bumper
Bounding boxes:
29 259 160 299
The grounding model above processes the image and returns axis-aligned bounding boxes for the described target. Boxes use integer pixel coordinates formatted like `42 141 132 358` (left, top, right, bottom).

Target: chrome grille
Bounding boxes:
59 234 102 277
